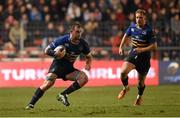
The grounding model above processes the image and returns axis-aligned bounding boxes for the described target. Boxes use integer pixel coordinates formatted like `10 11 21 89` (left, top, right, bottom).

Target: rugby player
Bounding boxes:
26 22 92 109
118 9 157 106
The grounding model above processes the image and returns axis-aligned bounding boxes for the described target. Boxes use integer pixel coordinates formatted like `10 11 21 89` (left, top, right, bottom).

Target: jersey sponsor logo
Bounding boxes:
65 43 69 47
131 28 134 32
132 37 146 42
135 36 139 39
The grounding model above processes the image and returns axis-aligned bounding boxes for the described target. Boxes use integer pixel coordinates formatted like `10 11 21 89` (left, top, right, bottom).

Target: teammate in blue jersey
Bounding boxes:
26 22 92 109
117 9 157 106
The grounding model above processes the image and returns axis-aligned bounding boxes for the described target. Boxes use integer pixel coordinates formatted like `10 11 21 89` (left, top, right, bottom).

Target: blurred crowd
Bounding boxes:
0 0 180 61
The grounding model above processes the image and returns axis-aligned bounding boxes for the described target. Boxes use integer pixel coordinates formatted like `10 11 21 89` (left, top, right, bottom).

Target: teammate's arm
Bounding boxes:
84 52 92 71
119 34 129 55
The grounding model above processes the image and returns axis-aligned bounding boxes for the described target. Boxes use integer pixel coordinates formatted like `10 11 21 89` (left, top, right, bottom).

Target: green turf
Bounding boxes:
0 85 180 117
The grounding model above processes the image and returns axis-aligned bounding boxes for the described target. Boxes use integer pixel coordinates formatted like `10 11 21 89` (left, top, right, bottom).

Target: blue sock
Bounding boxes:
61 81 81 95
29 88 44 105
138 84 145 96
121 77 128 86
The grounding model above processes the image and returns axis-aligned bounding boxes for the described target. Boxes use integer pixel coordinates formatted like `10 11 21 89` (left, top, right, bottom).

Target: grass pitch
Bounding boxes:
0 85 180 117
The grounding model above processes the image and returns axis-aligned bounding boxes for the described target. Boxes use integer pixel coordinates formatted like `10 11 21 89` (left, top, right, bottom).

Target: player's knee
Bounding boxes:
46 73 57 81
40 73 57 91
81 72 88 83
77 72 88 86
83 73 88 84
40 80 55 91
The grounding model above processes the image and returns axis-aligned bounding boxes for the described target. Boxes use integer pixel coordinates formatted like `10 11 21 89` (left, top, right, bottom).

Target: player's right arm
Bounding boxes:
119 25 131 55
45 46 56 57
44 35 68 57
45 46 63 57
119 33 128 55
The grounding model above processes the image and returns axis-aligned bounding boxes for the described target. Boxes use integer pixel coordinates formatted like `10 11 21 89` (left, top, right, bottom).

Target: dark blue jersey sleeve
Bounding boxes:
125 27 131 36
148 29 156 44
82 40 90 55
49 35 69 49
125 23 136 36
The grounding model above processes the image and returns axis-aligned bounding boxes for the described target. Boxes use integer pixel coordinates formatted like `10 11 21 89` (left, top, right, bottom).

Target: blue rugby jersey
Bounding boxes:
49 34 90 63
125 23 156 57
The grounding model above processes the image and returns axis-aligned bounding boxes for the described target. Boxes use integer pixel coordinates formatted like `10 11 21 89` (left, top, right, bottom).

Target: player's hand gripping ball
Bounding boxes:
54 45 66 58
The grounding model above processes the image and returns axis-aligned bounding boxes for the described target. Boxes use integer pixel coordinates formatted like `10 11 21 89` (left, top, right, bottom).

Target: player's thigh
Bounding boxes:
65 70 87 81
121 61 135 74
65 70 88 87
65 70 80 81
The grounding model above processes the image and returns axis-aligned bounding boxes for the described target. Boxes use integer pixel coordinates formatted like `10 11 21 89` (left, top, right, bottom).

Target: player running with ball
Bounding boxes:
26 22 92 109
117 9 157 106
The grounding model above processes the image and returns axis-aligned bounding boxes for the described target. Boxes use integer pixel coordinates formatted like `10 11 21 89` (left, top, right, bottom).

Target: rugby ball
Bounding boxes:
54 45 66 57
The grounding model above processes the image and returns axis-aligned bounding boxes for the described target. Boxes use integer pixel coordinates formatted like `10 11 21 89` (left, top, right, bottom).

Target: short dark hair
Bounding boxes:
135 9 146 16
70 22 83 31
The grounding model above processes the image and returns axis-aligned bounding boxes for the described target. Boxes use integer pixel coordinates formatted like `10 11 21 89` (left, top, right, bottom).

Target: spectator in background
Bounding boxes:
89 0 98 12
63 14 73 29
19 5 28 16
9 20 27 51
56 24 65 35
20 13 29 29
2 4 15 20
116 7 126 26
111 30 122 59
94 8 102 21
32 0 46 12
84 12 101 47
29 5 43 21
84 12 99 33
42 23 65 50
44 14 51 23
98 0 109 13
49 0 61 21
5 15 15 26
81 2 90 21
171 14 180 35
127 12 135 25
42 22 57 49
42 5 50 21
0 5 4 21
162 51 170 61
67 2 81 21
1 22 14 51
131 0 142 12
171 50 179 61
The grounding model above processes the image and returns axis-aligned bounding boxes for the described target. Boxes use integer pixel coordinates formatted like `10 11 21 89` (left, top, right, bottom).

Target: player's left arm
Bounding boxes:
134 42 157 53
81 39 92 71
84 52 92 71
